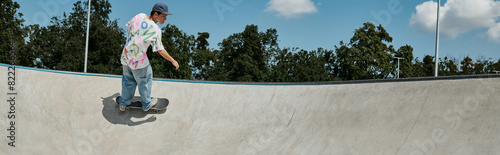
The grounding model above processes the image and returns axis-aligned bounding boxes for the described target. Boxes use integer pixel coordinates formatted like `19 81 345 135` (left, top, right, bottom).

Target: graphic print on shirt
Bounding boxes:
120 13 164 69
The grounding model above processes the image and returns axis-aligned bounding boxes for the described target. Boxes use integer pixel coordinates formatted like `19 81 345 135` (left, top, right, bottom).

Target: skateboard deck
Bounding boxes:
116 96 169 112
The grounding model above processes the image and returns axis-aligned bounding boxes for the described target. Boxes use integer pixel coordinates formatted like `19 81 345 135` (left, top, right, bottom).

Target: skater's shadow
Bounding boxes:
101 93 165 126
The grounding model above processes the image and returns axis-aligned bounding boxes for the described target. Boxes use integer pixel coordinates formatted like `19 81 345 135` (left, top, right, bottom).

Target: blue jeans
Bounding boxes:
119 64 153 110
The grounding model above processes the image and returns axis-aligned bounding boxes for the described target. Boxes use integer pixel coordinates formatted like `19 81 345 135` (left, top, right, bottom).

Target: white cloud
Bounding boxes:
265 0 318 18
410 0 500 41
488 23 500 42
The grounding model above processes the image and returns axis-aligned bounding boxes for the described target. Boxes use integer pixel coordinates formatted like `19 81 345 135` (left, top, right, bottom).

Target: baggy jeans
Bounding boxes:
119 64 153 110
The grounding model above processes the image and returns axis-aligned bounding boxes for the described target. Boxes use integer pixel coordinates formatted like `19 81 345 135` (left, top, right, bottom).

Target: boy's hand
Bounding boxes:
172 60 179 70
158 49 179 70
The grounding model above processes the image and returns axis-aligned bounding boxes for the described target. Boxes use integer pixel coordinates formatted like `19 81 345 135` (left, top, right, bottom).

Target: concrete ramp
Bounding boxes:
1 64 500 154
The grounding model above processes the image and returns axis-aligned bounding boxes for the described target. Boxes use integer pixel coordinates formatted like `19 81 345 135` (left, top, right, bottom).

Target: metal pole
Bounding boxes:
84 0 91 73
434 0 440 77
394 57 404 79
397 59 400 78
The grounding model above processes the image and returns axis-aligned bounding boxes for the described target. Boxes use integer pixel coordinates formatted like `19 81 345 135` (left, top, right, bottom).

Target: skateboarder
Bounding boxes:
118 2 179 112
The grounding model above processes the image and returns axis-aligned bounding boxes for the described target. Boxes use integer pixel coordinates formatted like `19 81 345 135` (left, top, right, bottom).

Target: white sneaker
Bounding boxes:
116 96 127 112
119 104 126 112
144 97 158 111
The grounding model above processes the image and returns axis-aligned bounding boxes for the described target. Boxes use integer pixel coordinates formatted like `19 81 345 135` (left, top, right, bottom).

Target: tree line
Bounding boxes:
2 0 500 82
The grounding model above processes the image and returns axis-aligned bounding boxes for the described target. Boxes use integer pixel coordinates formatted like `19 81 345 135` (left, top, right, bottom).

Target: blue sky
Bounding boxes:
17 0 500 61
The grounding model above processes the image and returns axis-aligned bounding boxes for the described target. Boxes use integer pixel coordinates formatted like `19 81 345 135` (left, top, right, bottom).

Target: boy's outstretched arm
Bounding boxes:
158 49 179 70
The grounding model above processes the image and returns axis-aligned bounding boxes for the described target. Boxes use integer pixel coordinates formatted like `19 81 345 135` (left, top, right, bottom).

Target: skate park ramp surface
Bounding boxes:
1 63 500 155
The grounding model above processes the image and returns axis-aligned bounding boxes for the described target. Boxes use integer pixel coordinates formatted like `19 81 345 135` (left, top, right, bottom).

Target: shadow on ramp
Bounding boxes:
101 93 165 126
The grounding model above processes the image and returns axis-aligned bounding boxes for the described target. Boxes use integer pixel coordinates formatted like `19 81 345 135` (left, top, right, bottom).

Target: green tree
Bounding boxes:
0 0 26 65
335 41 356 80
460 56 474 75
150 24 194 79
413 55 434 77
86 0 125 74
336 22 395 80
439 56 459 76
473 56 489 75
17 25 39 67
412 58 424 77
394 45 414 78
209 25 278 82
323 47 338 81
271 48 294 82
22 23 63 69
192 32 214 80
56 2 87 72
271 47 336 82
25 0 124 74
486 59 500 74
423 55 435 76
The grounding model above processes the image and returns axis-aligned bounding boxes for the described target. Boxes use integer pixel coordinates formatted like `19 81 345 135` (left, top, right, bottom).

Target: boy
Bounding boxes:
117 2 179 111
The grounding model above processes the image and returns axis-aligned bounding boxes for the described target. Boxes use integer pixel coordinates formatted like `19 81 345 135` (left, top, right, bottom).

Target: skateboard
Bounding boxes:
116 96 169 112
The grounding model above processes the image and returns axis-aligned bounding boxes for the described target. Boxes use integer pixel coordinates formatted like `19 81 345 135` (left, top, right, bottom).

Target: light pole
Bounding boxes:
84 0 91 73
434 0 441 77
394 57 404 79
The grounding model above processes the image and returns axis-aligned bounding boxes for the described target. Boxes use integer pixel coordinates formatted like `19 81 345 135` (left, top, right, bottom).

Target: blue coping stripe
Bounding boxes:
0 63 319 86
3 63 500 86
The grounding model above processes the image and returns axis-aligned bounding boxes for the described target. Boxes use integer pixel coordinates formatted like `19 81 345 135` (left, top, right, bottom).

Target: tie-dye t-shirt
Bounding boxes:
120 13 164 69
